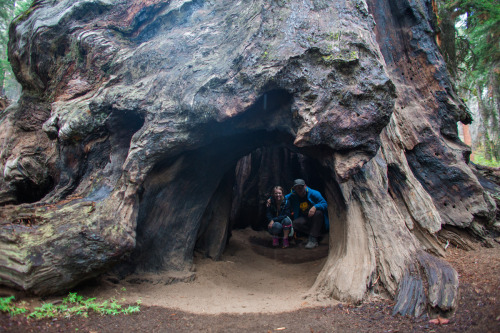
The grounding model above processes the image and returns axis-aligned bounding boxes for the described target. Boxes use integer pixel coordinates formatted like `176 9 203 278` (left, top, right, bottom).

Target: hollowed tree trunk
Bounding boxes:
0 0 496 318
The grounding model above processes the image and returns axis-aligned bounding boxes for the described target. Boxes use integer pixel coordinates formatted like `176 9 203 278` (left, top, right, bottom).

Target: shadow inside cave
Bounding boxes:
128 89 347 280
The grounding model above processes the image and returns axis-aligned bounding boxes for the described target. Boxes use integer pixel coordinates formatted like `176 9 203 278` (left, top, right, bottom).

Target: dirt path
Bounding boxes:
1 229 499 332
83 228 333 314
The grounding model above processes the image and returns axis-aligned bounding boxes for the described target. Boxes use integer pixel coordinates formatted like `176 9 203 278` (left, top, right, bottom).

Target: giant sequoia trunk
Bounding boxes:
0 0 496 317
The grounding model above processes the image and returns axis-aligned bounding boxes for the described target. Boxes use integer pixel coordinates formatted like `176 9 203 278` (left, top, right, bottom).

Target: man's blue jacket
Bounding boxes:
285 187 329 230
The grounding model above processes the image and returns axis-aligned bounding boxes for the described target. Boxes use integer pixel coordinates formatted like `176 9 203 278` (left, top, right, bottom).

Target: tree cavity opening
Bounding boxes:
132 89 346 277
195 144 346 266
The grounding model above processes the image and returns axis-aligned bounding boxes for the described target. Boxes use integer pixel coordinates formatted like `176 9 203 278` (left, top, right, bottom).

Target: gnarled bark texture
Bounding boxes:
0 0 496 317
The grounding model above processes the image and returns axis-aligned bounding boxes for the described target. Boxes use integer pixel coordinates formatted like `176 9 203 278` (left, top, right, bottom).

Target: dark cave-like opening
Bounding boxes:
133 136 341 272
193 141 344 264
132 88 346 273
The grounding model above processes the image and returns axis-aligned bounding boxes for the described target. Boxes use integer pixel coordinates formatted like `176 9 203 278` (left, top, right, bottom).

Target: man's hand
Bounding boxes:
268 220 274 228
308 206 316 217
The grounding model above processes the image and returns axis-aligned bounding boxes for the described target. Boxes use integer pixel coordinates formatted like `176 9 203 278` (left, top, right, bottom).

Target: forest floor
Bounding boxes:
0 228 499 333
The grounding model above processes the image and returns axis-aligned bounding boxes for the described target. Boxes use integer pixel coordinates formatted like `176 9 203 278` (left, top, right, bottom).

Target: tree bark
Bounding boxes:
0 0 496 318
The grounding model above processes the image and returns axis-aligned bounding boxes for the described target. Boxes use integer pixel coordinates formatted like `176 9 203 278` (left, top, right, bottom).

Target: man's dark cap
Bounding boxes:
293 179 306 187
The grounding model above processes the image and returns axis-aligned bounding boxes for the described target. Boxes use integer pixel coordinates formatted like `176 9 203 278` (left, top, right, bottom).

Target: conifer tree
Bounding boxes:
436 0 500 163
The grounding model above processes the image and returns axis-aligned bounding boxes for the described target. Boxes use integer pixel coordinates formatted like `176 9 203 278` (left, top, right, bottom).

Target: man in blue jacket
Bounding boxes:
286 179 329 249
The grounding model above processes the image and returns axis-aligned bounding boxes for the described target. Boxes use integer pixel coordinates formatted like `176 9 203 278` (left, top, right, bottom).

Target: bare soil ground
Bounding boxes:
1 228 499 332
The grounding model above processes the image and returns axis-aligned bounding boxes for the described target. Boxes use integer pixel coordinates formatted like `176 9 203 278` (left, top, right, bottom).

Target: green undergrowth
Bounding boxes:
472 151 500 168
0 292 141 320
0 296 28 316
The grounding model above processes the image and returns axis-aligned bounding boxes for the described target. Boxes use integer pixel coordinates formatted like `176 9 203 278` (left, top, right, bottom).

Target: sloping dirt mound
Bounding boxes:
81 228 332 314
247 230 329 264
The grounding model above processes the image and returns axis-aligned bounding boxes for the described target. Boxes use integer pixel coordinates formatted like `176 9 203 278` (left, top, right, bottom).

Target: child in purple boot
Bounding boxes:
266 186 292 248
